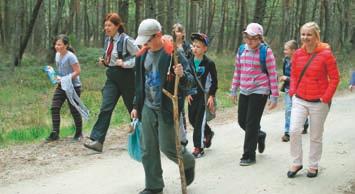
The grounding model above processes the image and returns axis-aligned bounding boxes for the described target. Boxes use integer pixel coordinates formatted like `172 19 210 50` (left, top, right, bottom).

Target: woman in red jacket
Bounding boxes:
287 22 339 178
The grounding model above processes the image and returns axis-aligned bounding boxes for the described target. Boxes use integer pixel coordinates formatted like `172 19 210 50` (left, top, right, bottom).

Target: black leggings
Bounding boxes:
51 85 82 135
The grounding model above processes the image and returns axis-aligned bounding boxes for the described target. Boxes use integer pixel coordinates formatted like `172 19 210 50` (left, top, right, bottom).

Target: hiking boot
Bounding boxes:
192 147 204 158
204 131 215 148
281 133 290 142
84 139 103 152
138 188 163 194
258 132 266 153
73 133 83 141
185 166 195 186
45 131 59 142
239 158 256 166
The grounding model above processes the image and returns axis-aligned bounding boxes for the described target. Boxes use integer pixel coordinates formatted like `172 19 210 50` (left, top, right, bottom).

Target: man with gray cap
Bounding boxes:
130 18 196 194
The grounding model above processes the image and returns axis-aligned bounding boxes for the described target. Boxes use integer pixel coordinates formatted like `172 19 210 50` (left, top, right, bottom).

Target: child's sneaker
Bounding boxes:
204 131 214 148
281 132 290 142
45 131 59 142
192 147 204 158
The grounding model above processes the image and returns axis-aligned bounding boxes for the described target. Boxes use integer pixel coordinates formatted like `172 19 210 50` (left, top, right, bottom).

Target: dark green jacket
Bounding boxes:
133 43 194 122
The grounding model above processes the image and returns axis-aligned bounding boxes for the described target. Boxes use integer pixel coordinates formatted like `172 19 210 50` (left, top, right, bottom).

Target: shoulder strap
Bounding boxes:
237 43 268 74
259 43 268 74
296 54 317 90
116 33 129 60
237 44 245 56
190 59 206 93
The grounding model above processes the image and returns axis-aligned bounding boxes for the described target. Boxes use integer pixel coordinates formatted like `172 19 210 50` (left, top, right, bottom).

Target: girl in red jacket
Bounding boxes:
287 22 339 178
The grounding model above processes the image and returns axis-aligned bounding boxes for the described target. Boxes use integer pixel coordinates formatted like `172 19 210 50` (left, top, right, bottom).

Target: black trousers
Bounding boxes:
90 67 135 143
51 85 82 135
188 93 212 148
238 93 268 160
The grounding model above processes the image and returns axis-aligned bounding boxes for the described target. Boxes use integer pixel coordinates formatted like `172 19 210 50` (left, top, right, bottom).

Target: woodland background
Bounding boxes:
0 0 355 65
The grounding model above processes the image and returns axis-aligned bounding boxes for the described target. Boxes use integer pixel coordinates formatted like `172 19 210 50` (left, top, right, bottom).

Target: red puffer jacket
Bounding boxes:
289 43 339 103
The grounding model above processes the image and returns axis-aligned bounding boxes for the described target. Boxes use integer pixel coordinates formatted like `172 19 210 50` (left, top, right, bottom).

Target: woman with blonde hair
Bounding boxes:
287 22 339 178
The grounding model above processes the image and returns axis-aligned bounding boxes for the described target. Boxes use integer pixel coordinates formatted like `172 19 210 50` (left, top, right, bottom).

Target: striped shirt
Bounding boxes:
231 44 279 103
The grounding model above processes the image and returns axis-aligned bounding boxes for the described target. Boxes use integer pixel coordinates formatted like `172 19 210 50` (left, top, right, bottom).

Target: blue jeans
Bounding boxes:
284 91 292 133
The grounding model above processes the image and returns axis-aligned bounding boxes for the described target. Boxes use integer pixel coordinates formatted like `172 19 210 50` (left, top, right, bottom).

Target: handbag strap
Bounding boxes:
296 54 316 90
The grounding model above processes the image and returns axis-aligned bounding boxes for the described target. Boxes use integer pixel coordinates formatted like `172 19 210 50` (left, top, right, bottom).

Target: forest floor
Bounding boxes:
0 93 355 194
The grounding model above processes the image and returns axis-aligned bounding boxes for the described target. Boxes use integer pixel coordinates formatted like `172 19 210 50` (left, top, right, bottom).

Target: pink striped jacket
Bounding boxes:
230 44 279 103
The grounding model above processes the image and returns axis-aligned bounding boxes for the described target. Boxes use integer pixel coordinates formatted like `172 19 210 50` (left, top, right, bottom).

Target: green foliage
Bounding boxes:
208 52 235 108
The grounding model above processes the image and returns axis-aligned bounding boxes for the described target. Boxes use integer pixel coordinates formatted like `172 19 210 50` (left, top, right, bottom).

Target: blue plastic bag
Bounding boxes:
128 119 142 162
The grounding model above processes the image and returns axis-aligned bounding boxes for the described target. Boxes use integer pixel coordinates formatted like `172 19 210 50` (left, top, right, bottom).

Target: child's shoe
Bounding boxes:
192 147 204 158
281 132 290 142
73 132 83 141
45 131 59 142
204 131 215 148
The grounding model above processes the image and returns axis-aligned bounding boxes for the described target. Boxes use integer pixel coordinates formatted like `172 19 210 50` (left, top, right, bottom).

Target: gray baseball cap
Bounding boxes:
135 19 162 45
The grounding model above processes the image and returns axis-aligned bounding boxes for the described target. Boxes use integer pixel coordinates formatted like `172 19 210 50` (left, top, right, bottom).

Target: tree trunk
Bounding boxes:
229 0 239 50
253 0 266 25
298 0 307 32
157 0 166 33
311 0 318 21
217 0 227 53
237 0 246 47
264 0 278 37
323 0 330 42
185 0 189 37
3 0 11 49
135 0 143 36
74 0 80 38
145 0 155 18
206 0 216 35
189 1 196 33
319 0 324 33
167 0 174 32
47 0 65 63
0 0 4 45
201 0 207 33
84 0 90 46
32 0 45 52
119 0 129 25
292 0 300 40
13 0 44 66
281 0 291 43
68 0 75 34
101 0 107 46
197 1 204 32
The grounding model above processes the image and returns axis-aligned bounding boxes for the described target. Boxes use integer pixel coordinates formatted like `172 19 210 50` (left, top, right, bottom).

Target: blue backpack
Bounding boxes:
237 43 269 75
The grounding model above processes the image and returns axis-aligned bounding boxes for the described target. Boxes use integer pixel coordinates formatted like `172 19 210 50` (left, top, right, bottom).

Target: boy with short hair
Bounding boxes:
131 19 195 194
187 32 218 158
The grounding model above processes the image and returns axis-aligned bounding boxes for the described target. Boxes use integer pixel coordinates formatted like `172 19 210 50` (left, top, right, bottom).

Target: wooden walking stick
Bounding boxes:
162 35 187 194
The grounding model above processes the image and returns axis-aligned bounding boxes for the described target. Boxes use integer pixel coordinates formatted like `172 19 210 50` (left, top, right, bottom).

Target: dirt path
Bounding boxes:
1 93 355 194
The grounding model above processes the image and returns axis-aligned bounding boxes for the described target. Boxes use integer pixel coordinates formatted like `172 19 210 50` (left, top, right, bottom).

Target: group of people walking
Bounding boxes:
44 11 339 194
